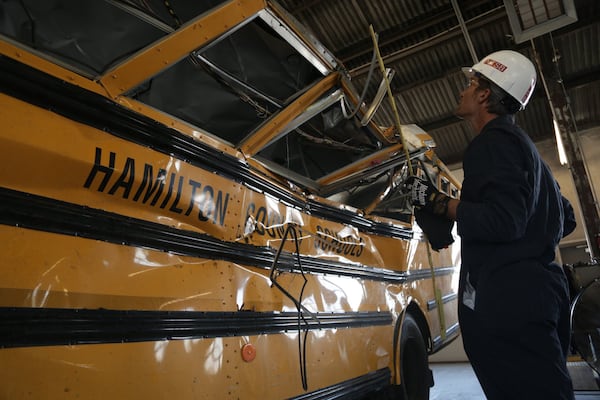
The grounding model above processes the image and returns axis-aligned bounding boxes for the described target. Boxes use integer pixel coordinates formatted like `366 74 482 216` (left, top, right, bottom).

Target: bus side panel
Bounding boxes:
0 226 397 399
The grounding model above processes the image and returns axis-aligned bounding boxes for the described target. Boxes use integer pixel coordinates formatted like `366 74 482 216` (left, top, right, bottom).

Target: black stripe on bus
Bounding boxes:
290 368 391 400
0 54 412 240
407 267 457 282
0 307 392 349
427 292 459 311
0 186 419 283
431 322 461 353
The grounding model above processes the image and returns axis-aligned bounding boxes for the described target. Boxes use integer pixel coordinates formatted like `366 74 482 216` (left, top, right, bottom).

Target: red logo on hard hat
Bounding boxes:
484 58 507 72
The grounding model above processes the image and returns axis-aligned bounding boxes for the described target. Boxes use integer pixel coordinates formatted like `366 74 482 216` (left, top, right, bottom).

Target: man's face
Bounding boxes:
455 76 482 119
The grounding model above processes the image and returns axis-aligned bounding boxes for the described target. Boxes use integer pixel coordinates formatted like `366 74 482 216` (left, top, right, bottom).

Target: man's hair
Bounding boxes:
476 75 522 115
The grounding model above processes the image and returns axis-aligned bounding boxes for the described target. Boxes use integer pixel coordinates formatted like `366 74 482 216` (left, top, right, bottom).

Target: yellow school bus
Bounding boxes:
0 1 461 398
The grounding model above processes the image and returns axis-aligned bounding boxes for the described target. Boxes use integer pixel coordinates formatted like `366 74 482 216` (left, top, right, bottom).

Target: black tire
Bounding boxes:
358 314 432 400
397 314 432 400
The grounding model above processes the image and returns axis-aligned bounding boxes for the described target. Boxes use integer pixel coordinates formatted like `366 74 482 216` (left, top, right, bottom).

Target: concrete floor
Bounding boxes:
430 362 600 399
430 363 484 400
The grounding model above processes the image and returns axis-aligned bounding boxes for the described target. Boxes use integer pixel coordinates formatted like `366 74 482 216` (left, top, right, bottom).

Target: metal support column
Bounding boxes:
532 34 600 260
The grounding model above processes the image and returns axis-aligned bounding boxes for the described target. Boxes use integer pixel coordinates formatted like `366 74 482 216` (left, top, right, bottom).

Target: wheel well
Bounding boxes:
405 302 433 353
389 303 434 397
391 301 434 386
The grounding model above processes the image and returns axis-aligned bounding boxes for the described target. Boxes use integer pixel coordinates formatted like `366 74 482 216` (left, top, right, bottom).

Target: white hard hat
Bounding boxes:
462 50 537 110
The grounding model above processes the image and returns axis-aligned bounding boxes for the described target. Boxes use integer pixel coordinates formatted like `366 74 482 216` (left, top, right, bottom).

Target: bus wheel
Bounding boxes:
398 314 432 400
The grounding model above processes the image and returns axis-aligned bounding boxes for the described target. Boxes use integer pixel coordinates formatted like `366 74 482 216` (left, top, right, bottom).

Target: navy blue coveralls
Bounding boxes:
456 115 576 400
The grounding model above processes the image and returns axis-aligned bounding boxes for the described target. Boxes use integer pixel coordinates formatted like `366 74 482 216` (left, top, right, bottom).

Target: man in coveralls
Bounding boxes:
406 50 576 399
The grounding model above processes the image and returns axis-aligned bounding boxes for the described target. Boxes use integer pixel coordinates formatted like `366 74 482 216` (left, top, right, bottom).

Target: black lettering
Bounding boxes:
169 176 185 214
199 186 214 222
266 211 277 238
213 191 229 226
342 241 352 255
84 147 115 192
324 228 334 252
314 226 322 249
321 228 329 251
316 225 327 250
335 234 343 254
108 157 135 198
245 203 256 221
185 179 202 216
133 164 166 206
83 150 233 226
160 172 177 209
255 207 266 235
295 227 303 245
355 238 364 257
277 222 285 238
350 241 357 256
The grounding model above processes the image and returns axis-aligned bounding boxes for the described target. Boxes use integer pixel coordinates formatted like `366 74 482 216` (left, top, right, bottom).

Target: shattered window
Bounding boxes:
199 18 323 105
256 91 381 181
130 16 323 145
0 0 230 76
0 0 167 76
129 57 267 144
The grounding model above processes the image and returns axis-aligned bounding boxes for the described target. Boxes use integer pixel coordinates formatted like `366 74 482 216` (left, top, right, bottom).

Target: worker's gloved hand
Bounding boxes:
404 176 450 216
414 208 454 251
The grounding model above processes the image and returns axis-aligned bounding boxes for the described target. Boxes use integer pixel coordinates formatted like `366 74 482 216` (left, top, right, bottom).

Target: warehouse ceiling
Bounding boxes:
277 0 600 166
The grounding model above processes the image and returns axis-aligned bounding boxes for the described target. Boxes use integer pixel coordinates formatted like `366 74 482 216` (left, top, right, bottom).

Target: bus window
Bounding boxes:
127 16 323 146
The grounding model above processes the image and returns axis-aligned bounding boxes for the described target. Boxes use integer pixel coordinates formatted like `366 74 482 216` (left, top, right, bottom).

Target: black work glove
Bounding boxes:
414 208 455 251
404 176 450 216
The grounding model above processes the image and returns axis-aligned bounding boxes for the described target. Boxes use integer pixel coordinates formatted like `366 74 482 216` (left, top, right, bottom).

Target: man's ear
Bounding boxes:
477 88 491 104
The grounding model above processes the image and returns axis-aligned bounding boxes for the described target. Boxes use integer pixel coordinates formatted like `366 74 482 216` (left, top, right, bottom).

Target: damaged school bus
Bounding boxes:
0 0 461 398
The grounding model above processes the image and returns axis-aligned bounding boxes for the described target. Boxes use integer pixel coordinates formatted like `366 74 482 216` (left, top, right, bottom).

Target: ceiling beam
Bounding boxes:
349 7 507 77
337 4 456 64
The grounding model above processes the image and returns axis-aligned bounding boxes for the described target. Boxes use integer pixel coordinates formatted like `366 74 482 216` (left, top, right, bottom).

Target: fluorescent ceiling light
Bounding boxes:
553 119 568 166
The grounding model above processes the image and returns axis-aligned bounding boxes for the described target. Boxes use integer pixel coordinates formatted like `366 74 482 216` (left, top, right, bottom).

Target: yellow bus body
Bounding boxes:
0 1 460 398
